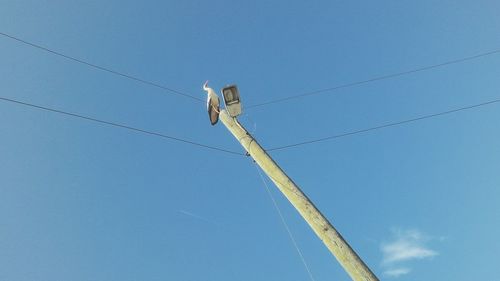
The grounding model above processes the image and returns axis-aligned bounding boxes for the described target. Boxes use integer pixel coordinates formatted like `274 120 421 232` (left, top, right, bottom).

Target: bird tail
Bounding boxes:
203 80 209 91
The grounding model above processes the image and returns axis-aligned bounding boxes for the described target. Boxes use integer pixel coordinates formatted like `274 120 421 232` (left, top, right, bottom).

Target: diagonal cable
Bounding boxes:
247 49 500 108
0 31 204 103
0 96 243 156
253 162 316 281
267 98 500 151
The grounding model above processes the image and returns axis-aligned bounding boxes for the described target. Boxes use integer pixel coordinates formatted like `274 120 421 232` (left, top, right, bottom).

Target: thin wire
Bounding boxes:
268 98 500 151
253 162 316 281
0 31 204 103
247 49 500 109
0 96 243 156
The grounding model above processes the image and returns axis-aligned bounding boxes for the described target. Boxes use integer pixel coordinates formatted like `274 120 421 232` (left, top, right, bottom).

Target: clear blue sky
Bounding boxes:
1 1 499 280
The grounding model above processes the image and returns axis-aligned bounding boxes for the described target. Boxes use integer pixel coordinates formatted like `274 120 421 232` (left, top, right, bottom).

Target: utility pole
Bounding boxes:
218 107 379 281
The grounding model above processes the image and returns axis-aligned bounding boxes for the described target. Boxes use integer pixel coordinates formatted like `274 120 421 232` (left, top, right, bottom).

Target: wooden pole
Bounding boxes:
219 109 378 281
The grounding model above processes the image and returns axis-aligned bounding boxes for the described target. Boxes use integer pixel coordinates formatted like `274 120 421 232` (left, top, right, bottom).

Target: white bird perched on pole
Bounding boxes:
203 81 220 125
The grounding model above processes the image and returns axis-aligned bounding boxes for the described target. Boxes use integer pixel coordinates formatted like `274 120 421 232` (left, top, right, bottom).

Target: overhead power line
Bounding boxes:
4 31 500 111
0 96 243 156
267 98 500 151
0 32 203 103
247 49 500 109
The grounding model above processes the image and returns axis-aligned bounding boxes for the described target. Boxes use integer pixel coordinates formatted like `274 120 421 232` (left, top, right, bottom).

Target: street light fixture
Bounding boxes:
221 85 242 118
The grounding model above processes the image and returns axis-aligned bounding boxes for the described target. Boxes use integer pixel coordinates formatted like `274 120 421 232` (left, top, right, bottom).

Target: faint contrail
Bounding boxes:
177 209 220 226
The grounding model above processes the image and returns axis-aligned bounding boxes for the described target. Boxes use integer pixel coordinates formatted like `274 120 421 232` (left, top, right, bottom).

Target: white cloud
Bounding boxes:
384 267 411 278
382 239 437 264
380 228 439 278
